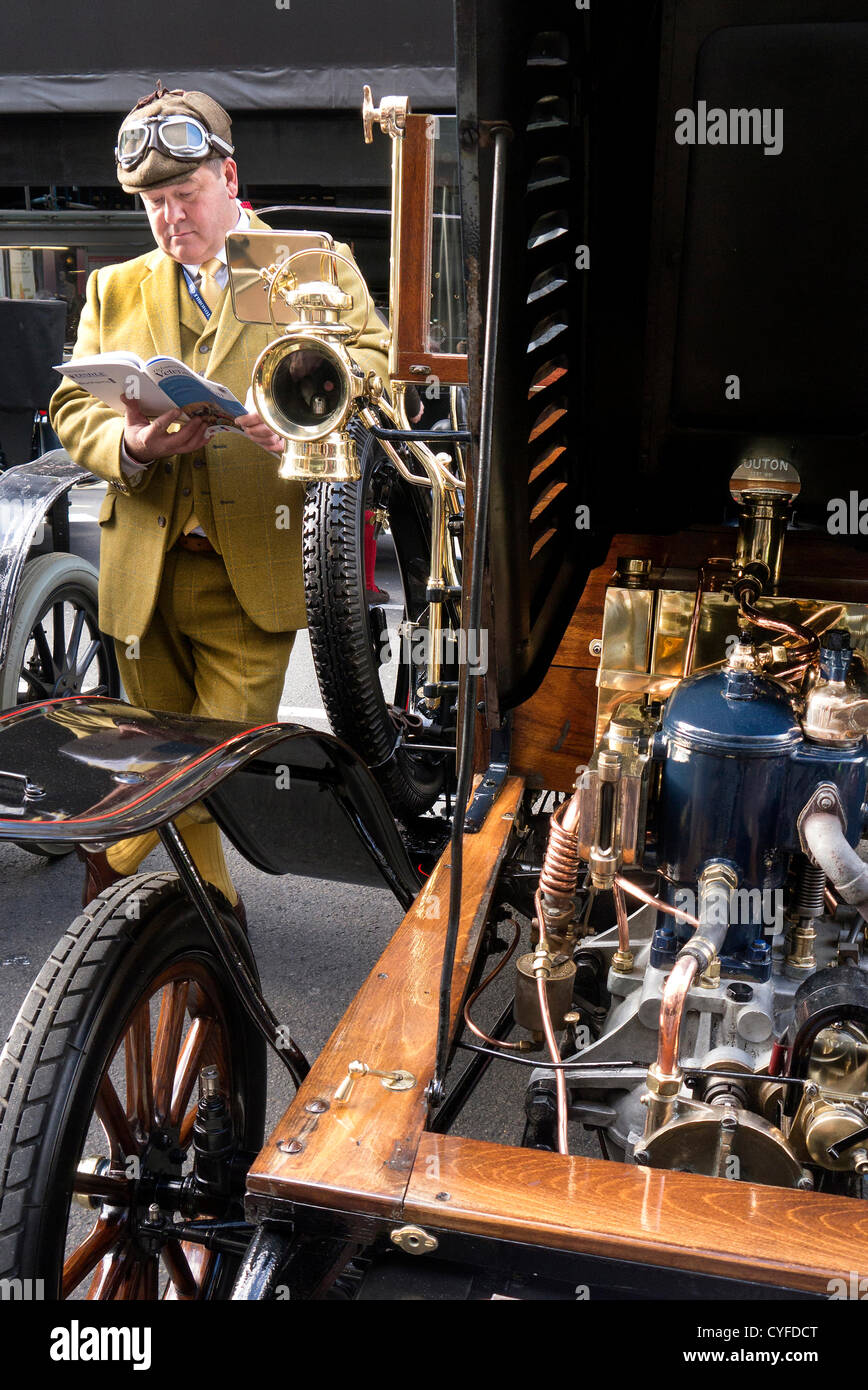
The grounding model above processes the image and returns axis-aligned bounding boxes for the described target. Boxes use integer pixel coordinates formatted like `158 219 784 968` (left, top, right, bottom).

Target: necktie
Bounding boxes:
197 257 224 314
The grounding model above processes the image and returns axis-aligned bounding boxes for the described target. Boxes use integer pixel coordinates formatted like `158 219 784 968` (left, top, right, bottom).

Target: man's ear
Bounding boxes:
222 157 240 200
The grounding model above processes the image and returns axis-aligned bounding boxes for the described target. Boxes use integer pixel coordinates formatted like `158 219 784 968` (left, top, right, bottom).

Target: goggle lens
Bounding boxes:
159 117 209 153
117 125 149 160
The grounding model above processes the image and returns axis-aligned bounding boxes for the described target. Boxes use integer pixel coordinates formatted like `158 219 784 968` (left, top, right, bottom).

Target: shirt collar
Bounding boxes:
182 202 250 277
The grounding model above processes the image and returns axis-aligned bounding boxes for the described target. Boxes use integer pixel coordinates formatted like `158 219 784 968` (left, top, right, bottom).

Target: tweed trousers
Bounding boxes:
107 548 296 891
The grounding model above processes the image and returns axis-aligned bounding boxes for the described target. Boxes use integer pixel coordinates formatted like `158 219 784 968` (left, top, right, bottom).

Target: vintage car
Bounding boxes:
0 0 867 1309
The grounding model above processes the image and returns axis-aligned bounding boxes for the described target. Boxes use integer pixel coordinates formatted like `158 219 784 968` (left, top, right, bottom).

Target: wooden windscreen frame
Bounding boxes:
392 113 468 387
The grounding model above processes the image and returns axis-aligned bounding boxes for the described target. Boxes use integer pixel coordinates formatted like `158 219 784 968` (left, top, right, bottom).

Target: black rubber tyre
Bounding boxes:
303 430 446 819
0 873 267 1299
1 553 120 858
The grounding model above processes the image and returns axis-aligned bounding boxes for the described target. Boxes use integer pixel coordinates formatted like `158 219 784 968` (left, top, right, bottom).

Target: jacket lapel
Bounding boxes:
140 249 182 363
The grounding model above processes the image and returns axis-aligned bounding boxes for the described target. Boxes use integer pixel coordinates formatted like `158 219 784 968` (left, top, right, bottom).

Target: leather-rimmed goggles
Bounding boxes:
115 114 234 171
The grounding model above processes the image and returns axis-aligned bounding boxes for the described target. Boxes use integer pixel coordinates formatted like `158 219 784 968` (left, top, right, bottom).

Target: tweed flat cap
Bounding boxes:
116 83 234 194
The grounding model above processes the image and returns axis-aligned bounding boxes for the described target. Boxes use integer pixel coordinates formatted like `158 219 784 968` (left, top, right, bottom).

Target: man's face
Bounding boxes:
140 159 239 263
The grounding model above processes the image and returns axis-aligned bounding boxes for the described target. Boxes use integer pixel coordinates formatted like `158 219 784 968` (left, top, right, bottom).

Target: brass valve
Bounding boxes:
334 1060 416 1107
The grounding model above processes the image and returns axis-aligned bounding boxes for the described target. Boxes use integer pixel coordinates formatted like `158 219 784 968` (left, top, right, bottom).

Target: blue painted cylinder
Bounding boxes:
659 668 800 892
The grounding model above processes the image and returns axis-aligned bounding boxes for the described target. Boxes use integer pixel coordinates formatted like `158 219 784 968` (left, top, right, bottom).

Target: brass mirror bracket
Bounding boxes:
362 85 409 143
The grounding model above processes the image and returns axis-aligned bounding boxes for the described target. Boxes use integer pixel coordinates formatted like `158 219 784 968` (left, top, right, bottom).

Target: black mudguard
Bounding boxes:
0 694 421 908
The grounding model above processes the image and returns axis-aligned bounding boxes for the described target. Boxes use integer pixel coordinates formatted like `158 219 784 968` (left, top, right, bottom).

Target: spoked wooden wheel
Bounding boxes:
1 553 120 858
0 874 266 1300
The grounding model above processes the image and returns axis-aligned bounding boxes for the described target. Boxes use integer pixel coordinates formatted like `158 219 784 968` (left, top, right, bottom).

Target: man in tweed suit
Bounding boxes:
50 85 389 917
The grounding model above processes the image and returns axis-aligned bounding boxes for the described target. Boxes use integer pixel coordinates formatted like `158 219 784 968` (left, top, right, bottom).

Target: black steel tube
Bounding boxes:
158 822 310 1089
430 1000 515 1133
368 425 471 443
455 1040 644 1072
429 125 511 1105
230 1225 298 1299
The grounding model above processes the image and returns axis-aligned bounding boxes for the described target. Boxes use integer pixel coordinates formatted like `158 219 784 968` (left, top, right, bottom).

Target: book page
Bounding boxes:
145 357 247 430
54 357 176 418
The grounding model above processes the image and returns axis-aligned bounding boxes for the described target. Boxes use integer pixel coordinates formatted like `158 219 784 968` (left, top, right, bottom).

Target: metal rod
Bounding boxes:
538 971 569 1155
158 822 310 1089
455 1040 647 1073
429 124 511 1106
430 1000 516 1134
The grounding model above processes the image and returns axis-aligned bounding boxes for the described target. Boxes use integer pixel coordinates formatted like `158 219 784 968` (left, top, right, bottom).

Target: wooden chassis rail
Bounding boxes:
246 772 868 1297
247 775 524 1215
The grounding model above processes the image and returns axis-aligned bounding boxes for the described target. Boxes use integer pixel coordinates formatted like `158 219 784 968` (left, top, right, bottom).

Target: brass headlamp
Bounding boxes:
250 249 381 481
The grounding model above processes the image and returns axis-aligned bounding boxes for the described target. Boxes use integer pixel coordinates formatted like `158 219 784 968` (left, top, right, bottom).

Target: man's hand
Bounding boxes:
236 388 284 455
123 403 210 464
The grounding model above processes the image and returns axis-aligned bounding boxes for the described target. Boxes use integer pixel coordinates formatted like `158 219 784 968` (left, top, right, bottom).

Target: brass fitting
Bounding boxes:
786 921 817 976
642 1063 682 1139
645 1063 681 1099
611 947 635 975
700 957 721 989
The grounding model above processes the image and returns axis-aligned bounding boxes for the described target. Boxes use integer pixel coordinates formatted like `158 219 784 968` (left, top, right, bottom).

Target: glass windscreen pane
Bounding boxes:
428 115 466 356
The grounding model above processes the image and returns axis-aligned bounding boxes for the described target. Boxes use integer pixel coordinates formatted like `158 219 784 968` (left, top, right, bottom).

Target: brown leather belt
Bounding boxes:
174 533 218 554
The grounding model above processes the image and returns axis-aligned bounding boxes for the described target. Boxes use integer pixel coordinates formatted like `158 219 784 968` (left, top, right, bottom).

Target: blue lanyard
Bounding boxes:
181 265 212 320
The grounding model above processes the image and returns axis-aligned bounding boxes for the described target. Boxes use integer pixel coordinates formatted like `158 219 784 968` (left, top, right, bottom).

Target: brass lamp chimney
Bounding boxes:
250 250 383 482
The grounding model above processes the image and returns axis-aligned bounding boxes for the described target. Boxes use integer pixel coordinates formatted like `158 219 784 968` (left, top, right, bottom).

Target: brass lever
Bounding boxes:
334 1060 416 1107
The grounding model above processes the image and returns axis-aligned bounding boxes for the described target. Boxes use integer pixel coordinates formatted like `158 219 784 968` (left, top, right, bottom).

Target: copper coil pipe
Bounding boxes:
613 879 631 956
656 953 700 1079
540 796 583 899
766 659 812 681
463 921 532 1051
614 875 700 931
537 971 569 1155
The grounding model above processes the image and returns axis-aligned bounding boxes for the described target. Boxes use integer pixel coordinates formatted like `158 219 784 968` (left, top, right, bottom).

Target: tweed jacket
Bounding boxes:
49 215 390 641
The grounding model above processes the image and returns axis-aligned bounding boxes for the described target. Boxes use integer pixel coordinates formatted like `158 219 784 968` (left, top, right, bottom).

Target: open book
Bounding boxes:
54 353 247 432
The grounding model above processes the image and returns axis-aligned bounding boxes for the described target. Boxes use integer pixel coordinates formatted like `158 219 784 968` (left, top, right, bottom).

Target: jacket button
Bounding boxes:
193 458 205 468
164 462 173 474
157 515 167 527
182 487 191 497
198 342 211 353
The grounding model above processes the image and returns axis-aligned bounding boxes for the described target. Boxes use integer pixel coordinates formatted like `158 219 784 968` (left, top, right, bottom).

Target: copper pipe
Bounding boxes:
824 885 840 916
656 954 700 1078
683 569 705 678
540 796 582 899
463 921 533 1051
612 879 631 955
537 971 569 1155
738 593 820 670
614 875 700 930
